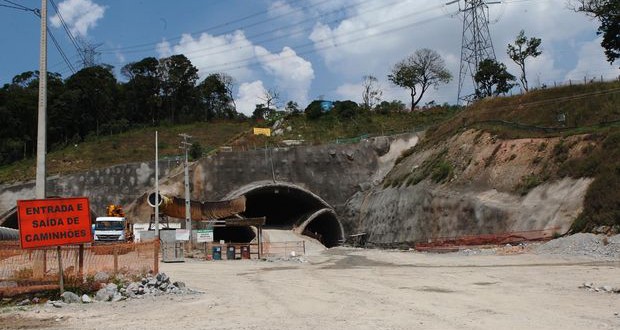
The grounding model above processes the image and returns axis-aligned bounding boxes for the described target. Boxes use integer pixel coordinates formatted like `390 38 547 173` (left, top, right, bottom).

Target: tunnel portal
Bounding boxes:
223 182 345 248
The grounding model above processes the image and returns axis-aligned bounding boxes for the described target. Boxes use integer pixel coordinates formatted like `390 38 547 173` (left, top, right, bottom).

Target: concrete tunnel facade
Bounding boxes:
223 182 345 248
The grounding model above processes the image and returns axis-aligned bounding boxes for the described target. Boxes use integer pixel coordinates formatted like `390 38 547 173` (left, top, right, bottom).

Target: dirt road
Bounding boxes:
2 247 620 329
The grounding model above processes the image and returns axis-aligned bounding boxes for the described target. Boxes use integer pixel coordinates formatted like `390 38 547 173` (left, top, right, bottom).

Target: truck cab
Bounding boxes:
94 216 130 242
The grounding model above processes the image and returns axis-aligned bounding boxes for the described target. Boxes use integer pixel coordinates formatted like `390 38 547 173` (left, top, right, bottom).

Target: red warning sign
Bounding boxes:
17 197 93 249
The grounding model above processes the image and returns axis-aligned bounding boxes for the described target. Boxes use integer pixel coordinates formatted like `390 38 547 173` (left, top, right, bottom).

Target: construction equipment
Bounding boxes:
93 204 134 243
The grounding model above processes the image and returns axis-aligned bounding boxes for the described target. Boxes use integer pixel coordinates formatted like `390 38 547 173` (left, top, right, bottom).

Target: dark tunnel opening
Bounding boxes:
242 185 326 228
229 184 344 247
302 212 342 248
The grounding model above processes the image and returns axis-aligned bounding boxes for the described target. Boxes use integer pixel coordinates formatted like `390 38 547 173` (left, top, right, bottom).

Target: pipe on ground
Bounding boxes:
0 226 18 241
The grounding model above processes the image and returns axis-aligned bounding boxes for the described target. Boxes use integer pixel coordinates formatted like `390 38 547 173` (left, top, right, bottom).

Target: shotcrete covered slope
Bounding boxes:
344 129 592 244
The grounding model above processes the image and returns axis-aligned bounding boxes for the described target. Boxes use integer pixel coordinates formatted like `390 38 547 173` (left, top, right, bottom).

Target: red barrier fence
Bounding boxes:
414 228 561 252
0 241 159 297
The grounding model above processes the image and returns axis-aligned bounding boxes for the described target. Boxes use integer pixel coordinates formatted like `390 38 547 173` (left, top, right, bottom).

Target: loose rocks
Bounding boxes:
536 233 620 260
579 282 620 294
61 291 81 304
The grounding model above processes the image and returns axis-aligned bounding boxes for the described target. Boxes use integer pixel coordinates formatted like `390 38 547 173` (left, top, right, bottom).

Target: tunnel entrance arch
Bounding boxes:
225 182 344 247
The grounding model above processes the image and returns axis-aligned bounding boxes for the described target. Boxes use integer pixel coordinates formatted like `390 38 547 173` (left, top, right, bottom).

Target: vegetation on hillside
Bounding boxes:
0 121 250 183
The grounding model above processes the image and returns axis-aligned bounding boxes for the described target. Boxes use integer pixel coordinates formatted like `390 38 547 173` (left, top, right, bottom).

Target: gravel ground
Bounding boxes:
1 235 619 329
535 233 620 260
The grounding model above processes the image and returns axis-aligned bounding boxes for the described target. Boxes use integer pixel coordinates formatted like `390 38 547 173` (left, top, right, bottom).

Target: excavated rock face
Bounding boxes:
344 130 594 245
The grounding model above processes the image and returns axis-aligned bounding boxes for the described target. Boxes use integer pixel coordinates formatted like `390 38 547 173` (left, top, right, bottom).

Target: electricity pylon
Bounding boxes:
451 0 500 104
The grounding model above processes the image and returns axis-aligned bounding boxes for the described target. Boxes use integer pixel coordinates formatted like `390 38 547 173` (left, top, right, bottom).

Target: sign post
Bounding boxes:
17 197 93 294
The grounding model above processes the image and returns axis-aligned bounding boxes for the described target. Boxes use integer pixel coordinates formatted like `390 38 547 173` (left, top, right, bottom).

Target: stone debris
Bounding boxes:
93 271 110 283
579 282 620 294
535 233 620 260
81 294 92 303
45 272 198 308
265 256 308 263
61 291 81 304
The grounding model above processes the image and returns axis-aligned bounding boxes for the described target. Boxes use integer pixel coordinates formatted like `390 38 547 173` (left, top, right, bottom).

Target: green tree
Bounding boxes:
507 30 542 92
64 65 119 138
158 54 199 124
197 73 236 120
474 59 516 98
334 100 361 120
388 48 452 111
285 100 301 114
189 142 203 160
573 0 620 66
0 71 65 163
121 57 161 125
374 100 406 114
304 100 325 120
252 104 269 121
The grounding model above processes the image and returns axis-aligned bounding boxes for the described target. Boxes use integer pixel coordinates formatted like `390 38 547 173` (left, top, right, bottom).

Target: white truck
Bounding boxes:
93 216 132 243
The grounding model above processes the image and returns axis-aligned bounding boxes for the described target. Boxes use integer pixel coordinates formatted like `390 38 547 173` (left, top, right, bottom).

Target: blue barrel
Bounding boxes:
226 245 236 260
212 246 222 260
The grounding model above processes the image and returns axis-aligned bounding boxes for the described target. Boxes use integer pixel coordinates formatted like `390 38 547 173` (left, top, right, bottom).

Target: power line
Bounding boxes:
100 0 333 53
141 0 410 61
1 0 33 11
48 0 87 66
101 0 388 57
47 26 76 74
1 0 76 75
185 3 449 73
29 8 77 75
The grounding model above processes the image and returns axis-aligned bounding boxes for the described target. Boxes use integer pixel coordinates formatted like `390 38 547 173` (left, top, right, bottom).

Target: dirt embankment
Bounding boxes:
345 129 595 244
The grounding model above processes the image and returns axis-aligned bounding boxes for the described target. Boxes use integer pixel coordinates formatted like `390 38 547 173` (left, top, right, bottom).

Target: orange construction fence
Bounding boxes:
0 240 159 297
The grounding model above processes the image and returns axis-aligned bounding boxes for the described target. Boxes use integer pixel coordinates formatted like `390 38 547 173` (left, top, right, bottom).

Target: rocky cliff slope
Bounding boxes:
344 129 594 245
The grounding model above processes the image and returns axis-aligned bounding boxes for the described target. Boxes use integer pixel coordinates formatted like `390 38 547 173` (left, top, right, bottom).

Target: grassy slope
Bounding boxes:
0 107 459 184
0 121 251 183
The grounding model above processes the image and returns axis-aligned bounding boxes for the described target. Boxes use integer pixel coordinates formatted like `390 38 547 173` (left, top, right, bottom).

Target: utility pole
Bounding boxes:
35 0 47 199
155 131 159 238
179 133 192 249
454 0 500 104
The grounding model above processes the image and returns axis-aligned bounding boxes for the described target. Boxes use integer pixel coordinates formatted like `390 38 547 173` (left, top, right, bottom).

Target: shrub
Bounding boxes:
189 142 203 160
431 160 453 183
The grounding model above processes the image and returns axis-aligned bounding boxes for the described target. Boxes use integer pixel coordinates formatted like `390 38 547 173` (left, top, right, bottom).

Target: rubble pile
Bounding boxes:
41 272 200 308
535 233 620 260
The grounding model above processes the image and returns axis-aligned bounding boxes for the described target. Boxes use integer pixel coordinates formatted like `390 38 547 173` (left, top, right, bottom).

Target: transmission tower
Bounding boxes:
77 37 103 68
455 0 500 104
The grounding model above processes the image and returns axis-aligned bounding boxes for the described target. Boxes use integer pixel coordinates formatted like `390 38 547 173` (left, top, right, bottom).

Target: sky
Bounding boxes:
0 0 618 116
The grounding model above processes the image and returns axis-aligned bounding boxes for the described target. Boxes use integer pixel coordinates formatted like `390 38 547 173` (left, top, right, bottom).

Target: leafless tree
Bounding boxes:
361 75 383 110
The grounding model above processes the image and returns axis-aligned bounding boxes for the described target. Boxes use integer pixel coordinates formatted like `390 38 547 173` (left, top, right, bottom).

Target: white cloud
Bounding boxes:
236 81 267 116
156 39 172 58
335 82 362 102
156 31 256 81
50 0 106 37
255 46 315 105
158 31 315 107
268 1 308 40
565 38 619 82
